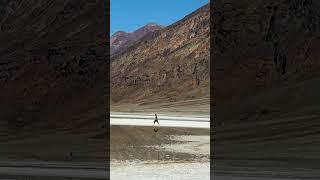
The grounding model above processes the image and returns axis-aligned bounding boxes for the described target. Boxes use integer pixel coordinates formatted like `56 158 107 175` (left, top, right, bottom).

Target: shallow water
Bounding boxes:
150 135 210 155
111 134 210 179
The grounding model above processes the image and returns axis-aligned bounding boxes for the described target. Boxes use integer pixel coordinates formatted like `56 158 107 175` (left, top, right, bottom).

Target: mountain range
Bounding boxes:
111 4 210 112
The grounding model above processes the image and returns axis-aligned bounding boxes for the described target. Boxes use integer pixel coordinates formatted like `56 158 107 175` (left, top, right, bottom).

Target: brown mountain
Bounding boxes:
110 31 130 54
110 23 164 55
213 0 320 176
213 0 320 125
111 4 210 111
0 0 107 136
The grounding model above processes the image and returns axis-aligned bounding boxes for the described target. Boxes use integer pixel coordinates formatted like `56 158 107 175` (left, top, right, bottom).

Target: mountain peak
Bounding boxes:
136 23 164 32
145 22 161 27
111 31 128 38
111 22 164 55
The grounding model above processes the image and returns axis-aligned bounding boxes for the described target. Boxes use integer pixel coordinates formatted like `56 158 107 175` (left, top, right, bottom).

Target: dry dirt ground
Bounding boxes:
111 98 210 115
0 130 107 163
1 175 103 180
212 74 320 178
214 115 320 178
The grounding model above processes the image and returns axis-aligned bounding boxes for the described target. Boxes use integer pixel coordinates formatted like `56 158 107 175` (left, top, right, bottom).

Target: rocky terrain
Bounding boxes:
212 0 320 177
111 23 164 55
111 4 210 110
0 0 107 137
213 0 320 123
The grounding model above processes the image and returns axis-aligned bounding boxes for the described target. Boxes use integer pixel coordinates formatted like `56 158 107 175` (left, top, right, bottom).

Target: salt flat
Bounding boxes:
110 112 210 128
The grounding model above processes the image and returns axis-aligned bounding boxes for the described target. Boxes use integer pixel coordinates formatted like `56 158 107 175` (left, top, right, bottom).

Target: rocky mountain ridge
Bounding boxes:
111 23 164 55
111 4 210 108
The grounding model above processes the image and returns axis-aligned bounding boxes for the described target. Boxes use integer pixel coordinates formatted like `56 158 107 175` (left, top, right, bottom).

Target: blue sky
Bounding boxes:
111 0 209 35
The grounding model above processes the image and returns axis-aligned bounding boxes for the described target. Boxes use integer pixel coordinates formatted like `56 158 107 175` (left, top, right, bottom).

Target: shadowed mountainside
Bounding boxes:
0 0 107 137
213 0 320 131
212 0 320 177
111 4 210 110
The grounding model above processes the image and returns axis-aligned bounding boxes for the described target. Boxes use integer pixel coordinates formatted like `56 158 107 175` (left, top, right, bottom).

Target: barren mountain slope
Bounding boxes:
212 0 320 173
0 0 107 137
213 0 320 124
111 4 210 110
110 31 130 54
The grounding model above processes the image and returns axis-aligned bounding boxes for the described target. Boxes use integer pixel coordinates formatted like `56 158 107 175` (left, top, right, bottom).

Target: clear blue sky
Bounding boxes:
111 0 209 35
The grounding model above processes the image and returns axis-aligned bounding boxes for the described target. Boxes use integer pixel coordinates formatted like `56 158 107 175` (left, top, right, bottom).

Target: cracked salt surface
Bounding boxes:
111 161 210 180
111 135 210 179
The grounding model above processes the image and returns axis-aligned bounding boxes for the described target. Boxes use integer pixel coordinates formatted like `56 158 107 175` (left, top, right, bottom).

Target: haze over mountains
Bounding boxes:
111 4 210 111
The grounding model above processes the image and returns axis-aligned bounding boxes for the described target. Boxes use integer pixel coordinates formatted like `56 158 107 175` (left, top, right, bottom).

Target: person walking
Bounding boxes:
154 113 159 125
